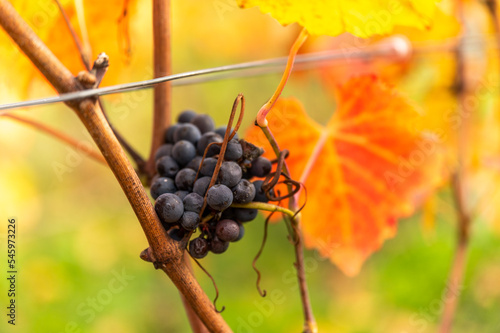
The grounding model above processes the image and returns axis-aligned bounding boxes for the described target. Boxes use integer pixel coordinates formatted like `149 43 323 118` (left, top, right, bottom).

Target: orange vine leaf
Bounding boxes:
245 75 444 276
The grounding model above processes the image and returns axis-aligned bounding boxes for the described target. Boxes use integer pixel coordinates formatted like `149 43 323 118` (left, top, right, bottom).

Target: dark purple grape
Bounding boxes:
233 208 258 222
155 144 173 160
224 139 243 161
150 177 177 199
215 219 240 242
221 207 235 220
210 237 229 254
175 191 189 200
231 179 255 204
235 222 245 241
189 237 209 259
165 124 180 144
186 156 203 172
175 168 197 191
250 157 272 177
191 114 215 134
156 155 179 178
179 211 201 230
200 157 218 177
193 176 212 197
172 140 197 166
173 123 201 144
218 161 242 188
207 184 233 211
197 132 222 156
253 180 273 203
177 110 197 123
215 126 239 140
155 193 184 223
183 192 204 213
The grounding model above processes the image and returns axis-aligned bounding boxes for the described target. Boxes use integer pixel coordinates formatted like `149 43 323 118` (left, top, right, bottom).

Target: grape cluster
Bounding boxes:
151 110 274 258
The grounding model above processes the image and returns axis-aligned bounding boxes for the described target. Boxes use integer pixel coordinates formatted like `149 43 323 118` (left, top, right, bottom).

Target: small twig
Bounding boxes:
53 0 91 69
146 0 172 178
2 113 106 165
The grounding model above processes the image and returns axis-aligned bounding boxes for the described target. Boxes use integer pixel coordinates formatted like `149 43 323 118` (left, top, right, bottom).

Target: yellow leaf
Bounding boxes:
236 0 440 38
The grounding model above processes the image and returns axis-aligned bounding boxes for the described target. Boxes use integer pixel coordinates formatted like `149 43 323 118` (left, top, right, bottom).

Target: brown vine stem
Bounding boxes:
2 113 106 165
0 1 230 331
439 2 471 332
258 126 317 333
146 0 172 178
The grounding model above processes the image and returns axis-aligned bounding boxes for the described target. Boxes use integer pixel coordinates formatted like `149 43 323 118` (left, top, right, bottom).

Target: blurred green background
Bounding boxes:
1 0 500 332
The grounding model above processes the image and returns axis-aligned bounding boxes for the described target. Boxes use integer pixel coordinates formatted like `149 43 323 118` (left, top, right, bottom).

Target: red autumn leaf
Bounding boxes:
245 75 443 276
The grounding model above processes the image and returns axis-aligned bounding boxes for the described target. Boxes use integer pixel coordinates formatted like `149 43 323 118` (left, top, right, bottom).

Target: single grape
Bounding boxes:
196 132 222 156
183 192 204 213
253 180 273 203
193 176 212 197
235 222 245 241
231 179 256 204
224 139 243 161
200 157 218 177
186 156 203 172
233 208 258 222
189 237 209 259
155 193 184 224
175 168 197 191
175 191 189 200
164 124 180 144
172 140 197 166
218 161 242 188
215 219 240 242
210 236 229 254
150 177 177 199
179 211 201 230
250 156 272 177
155 144 173 160
173 123 201 144
207 184 233 211
191 114 215 134
177 110 197 123
215 126 239 140
156 155 179 178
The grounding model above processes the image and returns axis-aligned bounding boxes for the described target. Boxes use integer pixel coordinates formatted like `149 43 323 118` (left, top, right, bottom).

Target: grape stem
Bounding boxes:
258 126 317 333
256 28 308 127
231 202 297 220
0 2 230 331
